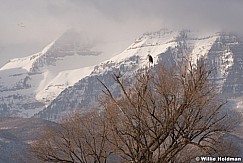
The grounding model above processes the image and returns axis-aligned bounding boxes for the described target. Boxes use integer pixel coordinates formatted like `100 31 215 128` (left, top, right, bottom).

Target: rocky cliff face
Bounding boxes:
0 30 101 117
36 29 242 121
1 29 243 120
221 34 243 97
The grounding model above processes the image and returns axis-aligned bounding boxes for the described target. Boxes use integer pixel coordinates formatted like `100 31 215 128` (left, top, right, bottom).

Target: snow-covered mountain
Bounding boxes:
36 29 242 121
2 29 243 120
0 29 102 117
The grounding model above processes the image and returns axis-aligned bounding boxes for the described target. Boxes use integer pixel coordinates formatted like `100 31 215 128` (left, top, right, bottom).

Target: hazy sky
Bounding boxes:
0 0 243 67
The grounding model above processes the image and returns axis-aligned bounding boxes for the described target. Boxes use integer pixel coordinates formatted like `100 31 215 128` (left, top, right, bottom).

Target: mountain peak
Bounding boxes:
0 30 102 73
1 28 243 120
0 30 103 117
36 29 243 121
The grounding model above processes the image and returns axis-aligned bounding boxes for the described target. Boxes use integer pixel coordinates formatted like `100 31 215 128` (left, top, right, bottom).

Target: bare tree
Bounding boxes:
31 109 112 163
100 61 240 163
31 60 240 163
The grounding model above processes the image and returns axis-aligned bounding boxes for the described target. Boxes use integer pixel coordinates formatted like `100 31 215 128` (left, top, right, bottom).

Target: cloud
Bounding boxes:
67 0 243 30
0 0 242 66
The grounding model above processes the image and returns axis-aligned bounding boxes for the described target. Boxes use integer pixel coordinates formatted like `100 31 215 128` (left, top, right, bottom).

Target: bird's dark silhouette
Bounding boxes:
147 54 153 68
147 54 153 64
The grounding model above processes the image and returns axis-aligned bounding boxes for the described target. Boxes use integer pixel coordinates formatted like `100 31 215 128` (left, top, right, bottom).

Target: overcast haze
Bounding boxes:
0 0 243 67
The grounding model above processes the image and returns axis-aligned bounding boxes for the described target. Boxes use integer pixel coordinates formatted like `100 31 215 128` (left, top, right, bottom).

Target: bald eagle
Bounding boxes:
147 54 153 68
147 54 153 64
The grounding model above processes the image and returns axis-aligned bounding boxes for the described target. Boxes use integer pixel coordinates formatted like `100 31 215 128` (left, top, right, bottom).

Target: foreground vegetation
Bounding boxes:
31 61 241 162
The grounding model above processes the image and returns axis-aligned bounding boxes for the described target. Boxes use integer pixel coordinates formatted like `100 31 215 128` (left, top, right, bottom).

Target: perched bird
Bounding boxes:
147 54 153 68
147 54 153 64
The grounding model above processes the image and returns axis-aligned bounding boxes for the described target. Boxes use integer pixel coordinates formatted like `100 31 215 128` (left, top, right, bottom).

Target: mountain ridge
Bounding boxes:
1 29 243 121
36 29 237 121
0 30 102 117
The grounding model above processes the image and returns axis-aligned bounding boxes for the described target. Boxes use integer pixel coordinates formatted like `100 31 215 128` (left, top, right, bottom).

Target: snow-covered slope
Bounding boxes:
2 29 242 120
0 30 102 117
0 41 55 72
36 29 239 121
36 66 94 104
